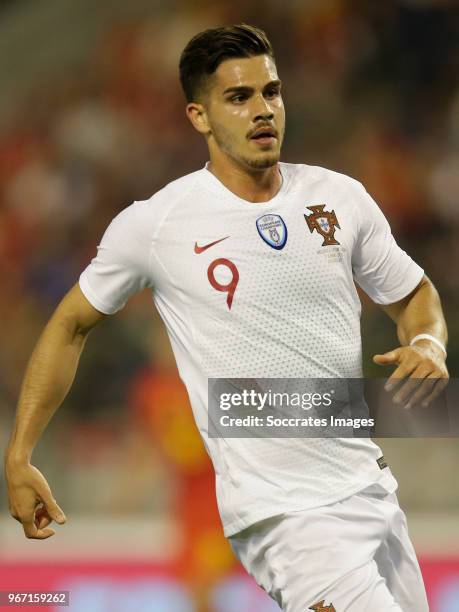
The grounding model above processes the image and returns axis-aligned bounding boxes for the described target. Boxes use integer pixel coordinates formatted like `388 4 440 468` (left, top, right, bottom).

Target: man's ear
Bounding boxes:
186 102 211 136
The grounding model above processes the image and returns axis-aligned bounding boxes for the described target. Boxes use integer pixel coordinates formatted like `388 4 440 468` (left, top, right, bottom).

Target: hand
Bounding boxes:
5 459 66 539
373 340 449 409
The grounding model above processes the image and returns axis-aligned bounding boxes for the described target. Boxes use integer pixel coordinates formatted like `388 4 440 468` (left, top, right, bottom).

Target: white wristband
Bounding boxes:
409 333 447 357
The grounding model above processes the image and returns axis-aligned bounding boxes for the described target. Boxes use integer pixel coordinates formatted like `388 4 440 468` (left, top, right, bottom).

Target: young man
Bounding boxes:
5 24 448 611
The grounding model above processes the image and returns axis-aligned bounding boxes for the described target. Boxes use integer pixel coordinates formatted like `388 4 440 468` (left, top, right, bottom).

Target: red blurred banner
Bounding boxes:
0 558 458 611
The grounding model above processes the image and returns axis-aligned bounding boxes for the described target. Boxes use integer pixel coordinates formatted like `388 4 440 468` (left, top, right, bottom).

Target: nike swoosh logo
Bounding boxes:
194 236 229 254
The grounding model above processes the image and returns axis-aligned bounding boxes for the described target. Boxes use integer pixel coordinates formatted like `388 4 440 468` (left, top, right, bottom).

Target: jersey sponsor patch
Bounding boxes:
304 204 340 246
256 214 288 250
309 600 336 611
377 455 388 470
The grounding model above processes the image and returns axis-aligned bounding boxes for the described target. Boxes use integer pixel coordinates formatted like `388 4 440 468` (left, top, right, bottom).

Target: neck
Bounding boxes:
207 154 282 203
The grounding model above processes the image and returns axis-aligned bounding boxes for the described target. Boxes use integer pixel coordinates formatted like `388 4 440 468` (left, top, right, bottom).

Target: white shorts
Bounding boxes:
229 485 429 611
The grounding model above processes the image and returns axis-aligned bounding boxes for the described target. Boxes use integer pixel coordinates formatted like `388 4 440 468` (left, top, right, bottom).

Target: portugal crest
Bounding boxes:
309 600 336 612
304 204 340 246
256 214 288 250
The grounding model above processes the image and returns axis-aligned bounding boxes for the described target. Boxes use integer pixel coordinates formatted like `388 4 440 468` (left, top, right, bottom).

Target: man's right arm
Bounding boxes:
4 282 107 539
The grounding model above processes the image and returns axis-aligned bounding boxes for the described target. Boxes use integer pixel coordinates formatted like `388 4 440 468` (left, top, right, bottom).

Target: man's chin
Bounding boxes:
244 153 280 170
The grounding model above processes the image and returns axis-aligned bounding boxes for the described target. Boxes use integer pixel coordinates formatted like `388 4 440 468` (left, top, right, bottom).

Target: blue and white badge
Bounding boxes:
256 214 288 250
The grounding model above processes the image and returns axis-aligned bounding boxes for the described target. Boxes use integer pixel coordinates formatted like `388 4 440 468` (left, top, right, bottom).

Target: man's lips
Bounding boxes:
250 133 277 146
249 126 277 140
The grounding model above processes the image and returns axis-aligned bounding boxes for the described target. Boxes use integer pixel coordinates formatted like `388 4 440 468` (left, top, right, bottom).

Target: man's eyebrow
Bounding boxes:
222 79 282 95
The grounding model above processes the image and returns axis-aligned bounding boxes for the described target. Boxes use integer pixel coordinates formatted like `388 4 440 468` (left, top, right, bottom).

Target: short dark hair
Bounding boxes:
179 24 275 103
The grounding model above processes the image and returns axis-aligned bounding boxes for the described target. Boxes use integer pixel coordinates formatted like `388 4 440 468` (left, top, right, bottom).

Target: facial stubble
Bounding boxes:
209 118 283 170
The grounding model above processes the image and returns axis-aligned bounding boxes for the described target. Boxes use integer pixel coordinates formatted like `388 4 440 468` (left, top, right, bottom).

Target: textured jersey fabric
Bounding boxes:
79 162 424 536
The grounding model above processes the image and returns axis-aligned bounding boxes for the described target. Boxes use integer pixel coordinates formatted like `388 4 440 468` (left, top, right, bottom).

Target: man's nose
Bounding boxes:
252 95 274 121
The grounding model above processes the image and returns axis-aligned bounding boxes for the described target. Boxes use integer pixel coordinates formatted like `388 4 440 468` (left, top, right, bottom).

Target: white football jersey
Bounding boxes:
79 162 424 536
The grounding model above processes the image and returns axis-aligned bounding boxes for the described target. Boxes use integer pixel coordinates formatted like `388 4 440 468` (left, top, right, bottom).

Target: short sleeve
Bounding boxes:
351 184 424 305
79 200 154 314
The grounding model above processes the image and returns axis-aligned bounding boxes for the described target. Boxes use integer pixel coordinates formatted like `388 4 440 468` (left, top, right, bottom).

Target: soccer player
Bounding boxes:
5 24 448 611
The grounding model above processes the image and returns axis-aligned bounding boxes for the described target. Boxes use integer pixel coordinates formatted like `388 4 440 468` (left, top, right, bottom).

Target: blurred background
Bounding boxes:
0 0 458 610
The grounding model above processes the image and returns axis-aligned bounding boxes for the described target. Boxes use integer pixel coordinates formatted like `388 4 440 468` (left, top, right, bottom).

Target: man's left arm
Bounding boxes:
373 274 449 408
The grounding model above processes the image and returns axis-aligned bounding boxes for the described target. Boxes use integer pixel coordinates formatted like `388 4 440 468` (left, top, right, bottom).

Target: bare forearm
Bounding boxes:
4 284 105 540
374 277 448 405
395 279 447 348
6 316 88 462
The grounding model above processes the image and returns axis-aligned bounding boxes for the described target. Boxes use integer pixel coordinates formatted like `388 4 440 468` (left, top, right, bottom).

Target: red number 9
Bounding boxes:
207 258 239 310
